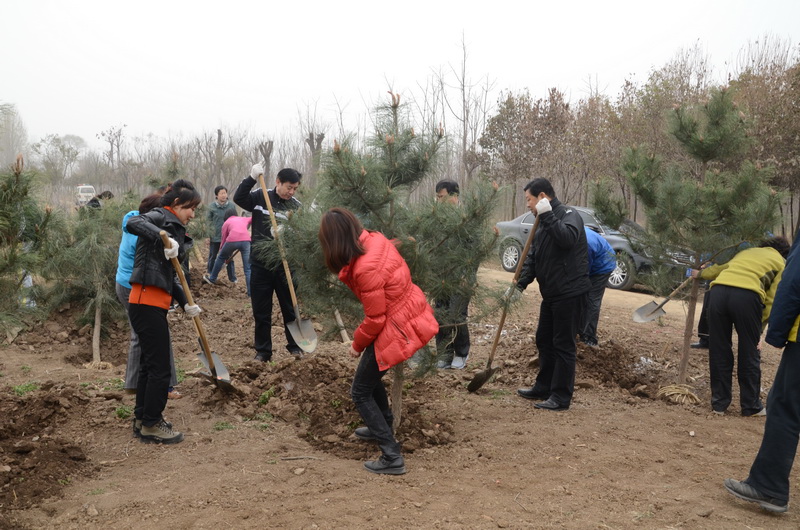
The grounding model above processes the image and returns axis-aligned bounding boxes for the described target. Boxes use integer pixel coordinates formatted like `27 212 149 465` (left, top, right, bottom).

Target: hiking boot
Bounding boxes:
436 359 452 370
134 417 172 438
364 455 406 475
167 388 183 399
140 419 184 445
451 355 469 370
354 427 379 441
724 478 788 513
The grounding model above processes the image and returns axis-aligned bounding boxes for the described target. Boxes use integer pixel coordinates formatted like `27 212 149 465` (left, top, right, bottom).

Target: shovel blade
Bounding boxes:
288 318 317 353
467 366 500 393
196 350 233 388
633 301 665 323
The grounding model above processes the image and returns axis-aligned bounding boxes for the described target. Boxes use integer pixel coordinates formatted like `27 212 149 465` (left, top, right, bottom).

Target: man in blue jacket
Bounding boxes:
724 231 800 513
581 227 616 347
513 178 590 411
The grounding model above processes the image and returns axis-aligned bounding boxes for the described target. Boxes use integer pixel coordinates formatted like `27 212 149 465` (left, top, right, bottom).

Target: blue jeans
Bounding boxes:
207 240 235 281
209 241 250 294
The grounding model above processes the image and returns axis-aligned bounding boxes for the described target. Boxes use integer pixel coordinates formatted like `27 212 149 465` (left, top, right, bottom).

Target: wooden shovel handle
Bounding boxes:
159 231 217 374
257 173 300 310
485 215 541 368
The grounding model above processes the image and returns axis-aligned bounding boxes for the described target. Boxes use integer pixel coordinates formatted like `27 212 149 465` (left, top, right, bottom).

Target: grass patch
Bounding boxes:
13 382 39 396
21 365 32 374
258 387 276 406
213 421 234 431
88 488 105 495
115 405 132 419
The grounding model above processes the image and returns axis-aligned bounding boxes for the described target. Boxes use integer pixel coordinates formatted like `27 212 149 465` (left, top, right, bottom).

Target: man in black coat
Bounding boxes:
512 178 590 411
234 164 303 362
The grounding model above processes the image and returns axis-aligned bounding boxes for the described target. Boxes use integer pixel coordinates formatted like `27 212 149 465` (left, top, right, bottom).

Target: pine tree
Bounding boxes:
44 194 136 368
276 92 501 426
0 155 64 341
594 87 781 384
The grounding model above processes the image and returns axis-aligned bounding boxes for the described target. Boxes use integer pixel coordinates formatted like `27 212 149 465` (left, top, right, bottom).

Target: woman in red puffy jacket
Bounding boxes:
319 208 438 475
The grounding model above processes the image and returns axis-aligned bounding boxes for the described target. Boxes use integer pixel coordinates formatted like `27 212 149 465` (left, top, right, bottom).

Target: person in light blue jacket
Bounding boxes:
580 227 616 347
116 194 179 398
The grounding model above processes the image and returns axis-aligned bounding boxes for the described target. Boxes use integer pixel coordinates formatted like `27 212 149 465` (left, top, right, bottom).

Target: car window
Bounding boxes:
521 213 534 226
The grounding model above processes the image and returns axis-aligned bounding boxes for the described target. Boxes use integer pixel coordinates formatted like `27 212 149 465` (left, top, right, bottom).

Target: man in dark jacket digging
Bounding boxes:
511 178 590 411
233 164 303 362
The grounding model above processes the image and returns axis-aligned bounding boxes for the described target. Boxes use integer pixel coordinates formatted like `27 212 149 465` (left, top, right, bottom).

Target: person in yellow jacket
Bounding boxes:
690 236 790 416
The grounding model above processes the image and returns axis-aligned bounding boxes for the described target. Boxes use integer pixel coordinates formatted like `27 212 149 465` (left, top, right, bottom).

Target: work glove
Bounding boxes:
184 304 202 318
536 197 552 215
250 163 264 180
504 285 522 303
163 238 179 260
270 224 284 238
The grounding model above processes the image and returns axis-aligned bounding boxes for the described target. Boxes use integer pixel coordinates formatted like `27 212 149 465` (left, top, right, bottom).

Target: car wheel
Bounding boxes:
500 240 522 272
607 252 636 290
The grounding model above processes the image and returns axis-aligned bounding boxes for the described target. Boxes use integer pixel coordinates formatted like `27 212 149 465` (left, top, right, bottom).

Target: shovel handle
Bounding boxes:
649 276 693 314
485 216 541 368
159 231 217 374
258 173 300 309
224 248 240 265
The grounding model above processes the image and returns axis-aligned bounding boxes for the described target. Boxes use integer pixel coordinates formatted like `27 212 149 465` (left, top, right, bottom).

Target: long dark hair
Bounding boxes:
138 193 164 214
319 208 365 273
160 179 201 209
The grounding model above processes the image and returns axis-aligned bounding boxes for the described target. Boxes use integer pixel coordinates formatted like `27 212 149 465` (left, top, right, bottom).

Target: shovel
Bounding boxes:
468 215 540 393
224 248 240 265
632 277 692 323
160 231 234 390
257 173 317 353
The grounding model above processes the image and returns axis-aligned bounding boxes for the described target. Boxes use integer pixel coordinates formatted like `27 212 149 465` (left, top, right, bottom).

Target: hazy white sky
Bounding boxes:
2 0 798 149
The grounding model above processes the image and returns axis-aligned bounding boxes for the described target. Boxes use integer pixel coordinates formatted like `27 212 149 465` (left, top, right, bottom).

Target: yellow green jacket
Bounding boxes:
699 246 785 323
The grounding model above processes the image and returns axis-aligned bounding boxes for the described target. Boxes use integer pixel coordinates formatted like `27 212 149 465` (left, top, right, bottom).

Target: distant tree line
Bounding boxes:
0 37 798 233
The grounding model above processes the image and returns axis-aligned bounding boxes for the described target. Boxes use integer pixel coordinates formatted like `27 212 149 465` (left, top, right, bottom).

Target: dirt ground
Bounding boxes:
1 259 798 529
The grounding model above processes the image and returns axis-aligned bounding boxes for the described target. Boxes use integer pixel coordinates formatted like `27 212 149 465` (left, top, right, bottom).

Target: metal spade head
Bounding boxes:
632 301 666 323
467 366 500 393
288 317 318 353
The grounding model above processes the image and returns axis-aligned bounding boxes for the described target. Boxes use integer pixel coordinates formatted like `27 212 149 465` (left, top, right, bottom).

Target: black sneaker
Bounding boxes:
724 478 788 513
140 419 184 445
690 340 709 349
364 455 406 475
202 274 217 285
254 352 272 362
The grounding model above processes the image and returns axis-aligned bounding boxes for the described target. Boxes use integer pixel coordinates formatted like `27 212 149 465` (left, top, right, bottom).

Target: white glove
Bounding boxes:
250 164 264 180
536 197 552 215
163 237 179 260
270 224 284 238
184 304 202 318
504 286 522 302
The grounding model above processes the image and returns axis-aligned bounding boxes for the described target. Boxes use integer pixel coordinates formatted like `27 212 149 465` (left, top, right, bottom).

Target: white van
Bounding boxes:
76 185 96 206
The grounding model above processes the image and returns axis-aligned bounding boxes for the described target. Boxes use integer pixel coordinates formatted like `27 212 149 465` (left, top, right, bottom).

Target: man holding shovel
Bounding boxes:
233 164 304 362
512 178 590 411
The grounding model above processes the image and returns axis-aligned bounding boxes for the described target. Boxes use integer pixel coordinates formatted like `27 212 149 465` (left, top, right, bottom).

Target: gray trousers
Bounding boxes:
116 282 178 389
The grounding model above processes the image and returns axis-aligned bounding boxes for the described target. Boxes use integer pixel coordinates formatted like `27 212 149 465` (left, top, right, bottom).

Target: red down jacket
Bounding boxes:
338 230 439 371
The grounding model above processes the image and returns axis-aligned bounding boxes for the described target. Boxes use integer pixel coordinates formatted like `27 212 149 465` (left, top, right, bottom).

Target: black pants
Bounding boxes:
207 240 235 280
249 260 300 358
747 341 800 502
697 287 712 341
435 294 471 361
128 303 171 427
351 345 401 460
533 293 587 406
707 285 763 415
580 272 610 345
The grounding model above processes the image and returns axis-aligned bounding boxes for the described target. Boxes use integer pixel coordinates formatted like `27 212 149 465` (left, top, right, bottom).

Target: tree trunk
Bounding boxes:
92 297 102 364
677 278 700 383
391 363 404 431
